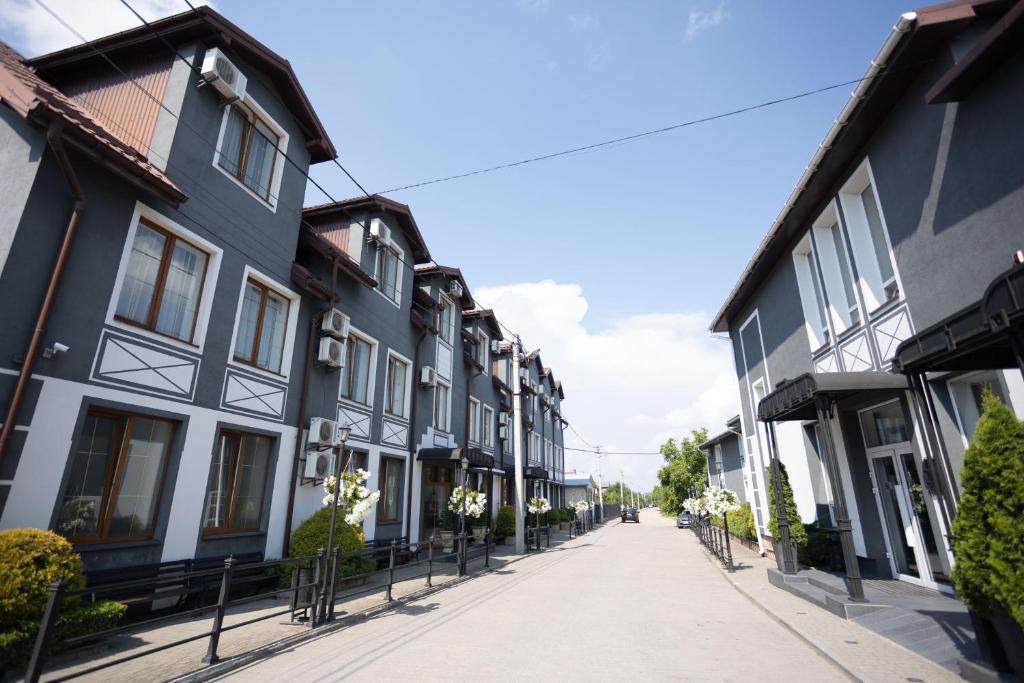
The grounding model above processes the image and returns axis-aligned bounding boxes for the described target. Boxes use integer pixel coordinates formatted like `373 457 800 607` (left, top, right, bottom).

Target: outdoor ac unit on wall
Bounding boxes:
420 366 437 387
449 280 464 298
317 337 345 368
369 219 391 247
490 339 502 355
321 308 350 339
308 417 338 449
499 424 509 441
200 48 247 101
305 449 335 479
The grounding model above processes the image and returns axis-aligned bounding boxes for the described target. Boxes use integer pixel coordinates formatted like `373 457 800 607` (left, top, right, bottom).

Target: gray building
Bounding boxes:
710 0 1024 590
0 7 335 572
700 416 747 504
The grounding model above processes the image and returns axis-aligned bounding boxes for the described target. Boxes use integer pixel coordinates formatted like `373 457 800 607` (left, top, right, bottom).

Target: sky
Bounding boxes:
0 0 915 492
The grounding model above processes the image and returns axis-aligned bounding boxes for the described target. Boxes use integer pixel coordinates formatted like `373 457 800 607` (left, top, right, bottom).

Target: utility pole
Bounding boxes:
595 446 605 521
619 471 624 509
512 336 526 554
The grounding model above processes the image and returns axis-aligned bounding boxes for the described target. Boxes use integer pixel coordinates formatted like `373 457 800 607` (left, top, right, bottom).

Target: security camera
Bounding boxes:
43 342 70 359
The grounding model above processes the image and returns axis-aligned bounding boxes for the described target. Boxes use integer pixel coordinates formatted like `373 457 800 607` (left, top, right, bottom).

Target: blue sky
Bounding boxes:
0 0 915 489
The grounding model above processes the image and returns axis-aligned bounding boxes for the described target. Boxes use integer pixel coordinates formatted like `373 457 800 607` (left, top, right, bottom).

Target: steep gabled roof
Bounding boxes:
27 6 336 163
306 195 431 264
413 263 474 308
463 308 503 339
0 41 184 203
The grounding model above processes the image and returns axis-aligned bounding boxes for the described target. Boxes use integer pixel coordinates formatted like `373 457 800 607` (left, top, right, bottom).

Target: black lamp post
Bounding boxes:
317 422 350 624
459 455 469 575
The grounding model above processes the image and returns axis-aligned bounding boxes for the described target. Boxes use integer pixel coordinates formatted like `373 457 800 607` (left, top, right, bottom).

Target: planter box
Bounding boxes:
966 610 1024 680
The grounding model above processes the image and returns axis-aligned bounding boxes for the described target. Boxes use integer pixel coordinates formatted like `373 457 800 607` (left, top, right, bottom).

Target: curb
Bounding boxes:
693 537 862 683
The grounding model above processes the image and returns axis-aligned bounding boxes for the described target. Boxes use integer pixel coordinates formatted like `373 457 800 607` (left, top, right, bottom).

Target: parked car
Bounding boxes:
677 511 692 528
621 506 640 523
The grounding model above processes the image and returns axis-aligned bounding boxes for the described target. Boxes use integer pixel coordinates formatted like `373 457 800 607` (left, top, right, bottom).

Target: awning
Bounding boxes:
417 447 494 469
503 465 549 480
893 262 1024 374
757 372 908 422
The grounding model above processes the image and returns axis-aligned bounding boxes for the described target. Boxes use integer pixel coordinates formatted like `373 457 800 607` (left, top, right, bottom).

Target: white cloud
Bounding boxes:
515 0 551 13
567 13 595 32
475 280 738 493
685 2 728 41
0 0 213 56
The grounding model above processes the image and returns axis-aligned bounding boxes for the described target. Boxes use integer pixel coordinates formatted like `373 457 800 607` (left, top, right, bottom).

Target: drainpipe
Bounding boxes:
281 308 326 556
404 328 427 542
0 122 84 466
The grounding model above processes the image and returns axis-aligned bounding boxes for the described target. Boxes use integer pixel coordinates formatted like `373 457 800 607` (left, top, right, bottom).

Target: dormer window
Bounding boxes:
214 98 288 210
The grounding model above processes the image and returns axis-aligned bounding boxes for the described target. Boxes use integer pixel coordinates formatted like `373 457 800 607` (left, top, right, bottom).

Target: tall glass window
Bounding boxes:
340 335 373 404
203 430 272 533
233 279 289 373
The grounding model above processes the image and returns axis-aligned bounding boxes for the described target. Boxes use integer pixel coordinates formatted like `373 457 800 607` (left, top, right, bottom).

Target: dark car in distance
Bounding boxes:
677 511 692 528
621 506 640 523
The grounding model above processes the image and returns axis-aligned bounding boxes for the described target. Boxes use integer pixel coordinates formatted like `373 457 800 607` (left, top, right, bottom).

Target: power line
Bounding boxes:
565 447 664 456
374 74 887 195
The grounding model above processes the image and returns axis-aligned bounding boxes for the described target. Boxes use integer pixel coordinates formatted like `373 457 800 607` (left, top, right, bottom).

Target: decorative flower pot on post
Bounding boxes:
471 526 488 543
440 531 454 553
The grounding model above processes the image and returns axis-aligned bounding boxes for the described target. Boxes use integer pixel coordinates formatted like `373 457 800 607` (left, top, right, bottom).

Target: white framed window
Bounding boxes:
482 405 494 449
385 350 412 419
792 234 831 349
106 202 222 352
438 295 454 344
375 236 404 306
228 266 300 379
434 380 451 432
339 328 378 406
948 371 1015 443
838 159 901 312
469 397 480 444
812 202 860 333
213 96 289 211
476 330 489 372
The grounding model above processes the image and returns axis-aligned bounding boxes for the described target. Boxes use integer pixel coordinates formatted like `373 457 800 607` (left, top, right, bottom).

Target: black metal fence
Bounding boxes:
691 514 733 571
23 533 495 682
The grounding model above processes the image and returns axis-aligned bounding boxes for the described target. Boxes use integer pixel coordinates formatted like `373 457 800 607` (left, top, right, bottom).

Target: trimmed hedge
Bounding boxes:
710 502 757 542
0 529 86 630
492 505 516 542
0 599 127 673
952 392 1024 626
288 508 374 577
768 461 807 548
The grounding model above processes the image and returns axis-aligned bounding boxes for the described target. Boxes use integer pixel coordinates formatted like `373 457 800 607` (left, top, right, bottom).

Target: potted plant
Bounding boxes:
449 487 489 543
493 505 516 544
528 497 551 529
951 392 1024 679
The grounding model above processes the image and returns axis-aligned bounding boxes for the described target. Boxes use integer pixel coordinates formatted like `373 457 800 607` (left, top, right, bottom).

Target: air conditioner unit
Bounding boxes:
317 337 345 368
531 380 540 393
499 424 509 441
420 366 437 387
369 219 391 246
490 339 502 355
308 417 338 448
200 48 247 102
519 367 529 381
321 308 350 339
449 280 464 298
499 412 508 426
305 449 335 479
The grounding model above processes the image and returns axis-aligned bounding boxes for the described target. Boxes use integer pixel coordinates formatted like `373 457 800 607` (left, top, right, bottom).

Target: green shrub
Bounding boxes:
493 505 516 542
288 508 370 577
0 529 86 630
768 461 807 548
710 502 757 543
0 600 126 672
952 393 1024 626
798 523 833 568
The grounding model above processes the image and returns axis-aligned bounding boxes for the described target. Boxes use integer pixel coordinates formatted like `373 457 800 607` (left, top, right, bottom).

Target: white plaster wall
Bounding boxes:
0 108 45 280
828 414 867 556
775 421 817 524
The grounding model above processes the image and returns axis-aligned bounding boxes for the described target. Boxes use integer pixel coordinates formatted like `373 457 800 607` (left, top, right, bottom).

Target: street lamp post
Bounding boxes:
317 423 350 625
459 455 469 576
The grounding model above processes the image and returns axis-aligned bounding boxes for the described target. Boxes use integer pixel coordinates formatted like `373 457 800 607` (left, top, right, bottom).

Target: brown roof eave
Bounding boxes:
304 195 431 263
299 227 378 289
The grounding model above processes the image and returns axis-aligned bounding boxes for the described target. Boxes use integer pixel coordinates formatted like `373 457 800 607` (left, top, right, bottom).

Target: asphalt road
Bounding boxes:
216 511 843 681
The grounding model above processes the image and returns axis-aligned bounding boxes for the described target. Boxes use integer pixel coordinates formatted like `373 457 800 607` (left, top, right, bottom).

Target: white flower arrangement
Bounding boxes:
448 487 488 519
704 486 740 516
322 468 380 525
572 499 591 514
682 497 705 516
528 497 551 514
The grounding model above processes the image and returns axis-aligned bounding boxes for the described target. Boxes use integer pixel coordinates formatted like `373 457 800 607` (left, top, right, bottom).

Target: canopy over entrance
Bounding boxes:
894 262 1024 374
417 447 494 469
505 465 548 480
757 372 909 422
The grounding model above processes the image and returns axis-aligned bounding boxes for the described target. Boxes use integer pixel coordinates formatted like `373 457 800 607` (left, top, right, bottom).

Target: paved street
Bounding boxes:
217 513 847 682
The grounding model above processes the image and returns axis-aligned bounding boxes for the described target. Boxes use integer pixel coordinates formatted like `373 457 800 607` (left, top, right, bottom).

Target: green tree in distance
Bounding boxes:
656 428 709 515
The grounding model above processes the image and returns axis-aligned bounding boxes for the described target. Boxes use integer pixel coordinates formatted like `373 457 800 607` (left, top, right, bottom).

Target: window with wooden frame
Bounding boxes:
386 354 409 418
57 410 175 543
202 430 272 534
377 457 402 523
469 398 480 443
340 334 373 404
375 244 401 302
232 279 290 374
482 405 494 449
438 297 453 344
434 381 450 431
475 331 487 369
217 104 281 202
115 219 209 343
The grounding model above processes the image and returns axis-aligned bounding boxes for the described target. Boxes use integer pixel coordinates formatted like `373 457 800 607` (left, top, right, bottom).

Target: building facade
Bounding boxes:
711 0 1024 589
700 416 747 504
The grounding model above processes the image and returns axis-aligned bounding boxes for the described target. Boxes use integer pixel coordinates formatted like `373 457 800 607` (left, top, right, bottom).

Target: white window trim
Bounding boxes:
433 379 452 433
837 158 902 313
373 230 405 309
468 397 481 445
437 294 455 345
482 405 494 450
106 201 223 353
338 325 379 409
792 234 830 350
384 348 414 420
738 309 771 544
226 265 300 381
211 95 289 212
477 330 489 374
812 201 860 334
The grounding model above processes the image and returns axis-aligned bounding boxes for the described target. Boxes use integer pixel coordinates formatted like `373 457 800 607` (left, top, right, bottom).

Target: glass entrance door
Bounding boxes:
898 451 949 584
871 454 919 578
